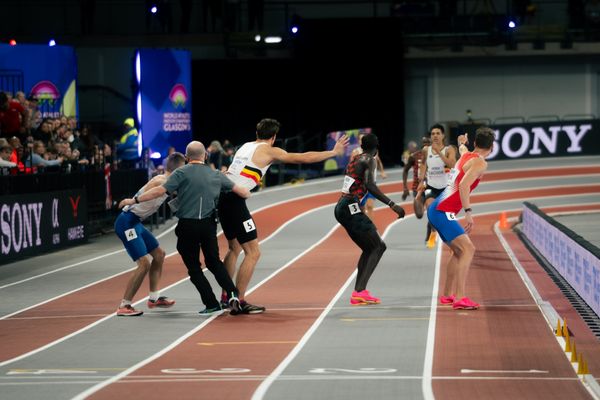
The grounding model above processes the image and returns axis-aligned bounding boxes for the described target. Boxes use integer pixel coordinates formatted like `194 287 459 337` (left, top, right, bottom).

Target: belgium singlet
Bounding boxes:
425 146 449 189
226 142 271 190
435 152 482 214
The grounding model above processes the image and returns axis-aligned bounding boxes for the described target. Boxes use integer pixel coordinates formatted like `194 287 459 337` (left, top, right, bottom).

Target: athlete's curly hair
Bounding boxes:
360 134 379 152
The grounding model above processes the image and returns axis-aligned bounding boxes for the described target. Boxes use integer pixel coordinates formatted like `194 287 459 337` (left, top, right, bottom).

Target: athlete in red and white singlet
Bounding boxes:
426 127 496 311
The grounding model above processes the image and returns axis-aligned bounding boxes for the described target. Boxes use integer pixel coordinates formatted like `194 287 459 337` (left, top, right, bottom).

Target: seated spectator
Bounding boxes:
33 118 54 145
0 140 17 168
24 140 63 168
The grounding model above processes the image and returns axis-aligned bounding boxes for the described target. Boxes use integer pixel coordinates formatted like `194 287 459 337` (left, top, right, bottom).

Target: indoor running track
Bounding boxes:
0 156 599 400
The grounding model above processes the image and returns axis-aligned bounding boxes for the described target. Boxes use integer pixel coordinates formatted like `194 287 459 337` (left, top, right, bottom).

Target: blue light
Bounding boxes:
48 39 56 47
151 5 158 14
291 26 299 34
508 20 516 29
135 51 141 84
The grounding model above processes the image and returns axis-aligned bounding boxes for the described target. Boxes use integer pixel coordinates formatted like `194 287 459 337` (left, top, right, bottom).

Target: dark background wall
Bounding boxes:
193 18 405 163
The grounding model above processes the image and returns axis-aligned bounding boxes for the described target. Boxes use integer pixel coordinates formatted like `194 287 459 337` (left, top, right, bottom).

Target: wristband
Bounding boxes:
464 207 472 213
388 200 395 208
134 196 140 204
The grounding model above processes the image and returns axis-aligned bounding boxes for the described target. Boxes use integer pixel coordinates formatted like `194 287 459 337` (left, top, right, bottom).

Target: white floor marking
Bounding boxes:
0 224 177 291
422 238 442 400
250 218 404 400
460 369 548 374
70 221 344 400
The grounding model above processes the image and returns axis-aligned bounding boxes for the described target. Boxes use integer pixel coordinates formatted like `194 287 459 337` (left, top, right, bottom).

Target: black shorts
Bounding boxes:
334 196 377 239
218 191 258 244
424 185 445 202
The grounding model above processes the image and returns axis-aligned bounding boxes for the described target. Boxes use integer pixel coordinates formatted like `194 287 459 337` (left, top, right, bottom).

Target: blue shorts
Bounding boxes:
360 192 376 207
427 197 465 244
114 211 159 261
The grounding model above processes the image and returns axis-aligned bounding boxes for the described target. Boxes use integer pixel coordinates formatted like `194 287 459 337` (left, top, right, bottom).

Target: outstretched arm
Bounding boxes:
268 134 349 164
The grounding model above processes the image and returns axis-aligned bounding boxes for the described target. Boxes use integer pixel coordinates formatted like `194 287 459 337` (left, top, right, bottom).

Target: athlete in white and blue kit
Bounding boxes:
114 152 186 316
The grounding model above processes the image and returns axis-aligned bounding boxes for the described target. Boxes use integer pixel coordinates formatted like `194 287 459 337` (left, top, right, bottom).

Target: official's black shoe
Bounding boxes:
237 301 266 315
199 305 222 315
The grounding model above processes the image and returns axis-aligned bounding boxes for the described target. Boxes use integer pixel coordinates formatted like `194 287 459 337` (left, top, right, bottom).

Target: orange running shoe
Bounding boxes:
350 290 381 305
116 304 143 316
147 296 175 309
439 295 456 305
452 297 479 310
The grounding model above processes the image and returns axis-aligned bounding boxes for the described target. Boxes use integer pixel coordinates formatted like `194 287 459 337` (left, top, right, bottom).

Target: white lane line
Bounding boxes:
0 254 185 368
0 375 584 386
71 221 344 400
422 238 442 400
250 217 404 400
494 220 600 400
0 224 177 291
0 203 339 368
2 163 597 291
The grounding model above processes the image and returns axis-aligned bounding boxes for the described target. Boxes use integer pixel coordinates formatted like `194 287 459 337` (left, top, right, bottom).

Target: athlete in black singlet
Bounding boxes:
334 134 405 305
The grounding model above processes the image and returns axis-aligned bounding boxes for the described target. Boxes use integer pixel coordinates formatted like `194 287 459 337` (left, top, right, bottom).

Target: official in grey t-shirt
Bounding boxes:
120 141 250 314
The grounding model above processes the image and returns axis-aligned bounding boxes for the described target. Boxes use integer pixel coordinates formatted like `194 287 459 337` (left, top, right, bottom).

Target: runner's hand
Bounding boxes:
332 134 349 156
392 204 405 219
118 198 133 209
402 188 410 200
464 212 474 233
458 133 468 146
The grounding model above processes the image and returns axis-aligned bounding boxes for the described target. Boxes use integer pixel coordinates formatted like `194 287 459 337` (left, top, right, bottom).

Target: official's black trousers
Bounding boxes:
175 217 237 309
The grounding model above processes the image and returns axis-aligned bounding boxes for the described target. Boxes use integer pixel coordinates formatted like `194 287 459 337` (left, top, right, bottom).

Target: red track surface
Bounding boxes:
2 166 599 400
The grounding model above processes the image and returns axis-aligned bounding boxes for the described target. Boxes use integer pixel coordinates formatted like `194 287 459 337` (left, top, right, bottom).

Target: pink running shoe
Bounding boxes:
439 295 456 305
452 297 480 310
116 304 143 316
147 296 175 309
350 290 381 305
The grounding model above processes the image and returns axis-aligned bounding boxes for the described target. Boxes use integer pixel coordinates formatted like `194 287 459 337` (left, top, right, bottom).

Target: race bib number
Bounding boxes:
243 218 256 233
348 203 361 215
341 176 355 194
125 228 138 241
447 168 459 185
445 212 456 221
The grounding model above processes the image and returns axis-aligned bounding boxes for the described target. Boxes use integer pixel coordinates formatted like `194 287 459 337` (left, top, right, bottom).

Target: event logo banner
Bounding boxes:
0 44 77 118
136 49 192 158
0 190 87 263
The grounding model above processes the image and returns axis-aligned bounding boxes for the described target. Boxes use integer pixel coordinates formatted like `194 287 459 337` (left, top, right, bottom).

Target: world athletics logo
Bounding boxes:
169 84 188 108
29 81 61 106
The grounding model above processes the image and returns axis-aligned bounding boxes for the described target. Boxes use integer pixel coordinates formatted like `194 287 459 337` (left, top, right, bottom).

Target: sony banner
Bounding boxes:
459 120 599 160
1 190 87 264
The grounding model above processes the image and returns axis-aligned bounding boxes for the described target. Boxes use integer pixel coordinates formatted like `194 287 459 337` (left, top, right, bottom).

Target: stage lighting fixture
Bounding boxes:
264 36 282 44
150 151 161 159
291 26 299 34
48 39 56 47
150 5 158 14
508 20 516 29
254 34 261 42
9 39 16 46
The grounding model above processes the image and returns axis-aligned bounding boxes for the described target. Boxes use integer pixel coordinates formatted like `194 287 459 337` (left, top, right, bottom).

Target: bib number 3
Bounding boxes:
348 203 361 215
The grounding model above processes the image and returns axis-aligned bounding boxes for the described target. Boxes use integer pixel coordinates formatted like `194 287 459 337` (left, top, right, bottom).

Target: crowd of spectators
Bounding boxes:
0 91 112 175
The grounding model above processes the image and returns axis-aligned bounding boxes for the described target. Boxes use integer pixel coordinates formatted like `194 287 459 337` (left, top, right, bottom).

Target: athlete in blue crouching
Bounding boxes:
114 152 186 316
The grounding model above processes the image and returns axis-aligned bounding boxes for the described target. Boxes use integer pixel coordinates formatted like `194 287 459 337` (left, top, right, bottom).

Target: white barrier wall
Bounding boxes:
522 206 600 317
